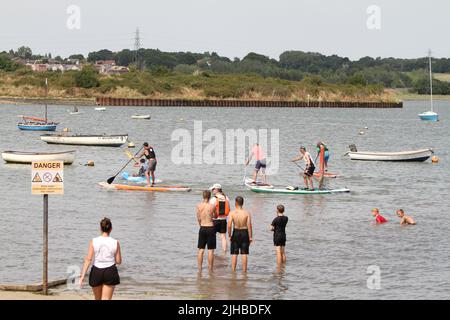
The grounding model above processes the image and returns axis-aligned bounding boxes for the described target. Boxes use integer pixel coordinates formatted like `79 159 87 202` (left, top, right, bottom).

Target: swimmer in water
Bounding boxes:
371 208 387 224
396 209 416 225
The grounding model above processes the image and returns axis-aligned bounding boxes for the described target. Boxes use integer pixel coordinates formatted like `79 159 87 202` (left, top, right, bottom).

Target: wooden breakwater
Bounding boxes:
96 97 403 108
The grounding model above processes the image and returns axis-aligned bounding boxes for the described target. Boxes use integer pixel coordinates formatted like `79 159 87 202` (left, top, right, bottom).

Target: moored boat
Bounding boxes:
347 147 433 162
95 107 106 111
418 50 439 121
99 182 191 192
17 79 58 131
2 150 75 164
131 115 151 120
40 134 128 147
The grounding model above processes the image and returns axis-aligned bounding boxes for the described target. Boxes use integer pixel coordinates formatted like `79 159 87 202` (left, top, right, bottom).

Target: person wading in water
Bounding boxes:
80 218 122 300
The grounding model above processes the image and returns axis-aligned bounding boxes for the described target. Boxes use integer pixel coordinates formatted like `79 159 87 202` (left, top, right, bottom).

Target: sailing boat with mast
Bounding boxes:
17 78 58 131
418 50 439 121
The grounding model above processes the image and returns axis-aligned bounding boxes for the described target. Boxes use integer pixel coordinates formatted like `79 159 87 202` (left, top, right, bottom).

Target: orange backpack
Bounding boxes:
215 194 230 217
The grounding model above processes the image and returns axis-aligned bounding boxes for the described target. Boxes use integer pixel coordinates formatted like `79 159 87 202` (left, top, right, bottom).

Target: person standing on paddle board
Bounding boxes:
314 141 330 171
136 142 157 186
79 218 122 300
292 146 315 190
209 184 230 252
197 190 218 271
228 196 253 272
245 143 267 184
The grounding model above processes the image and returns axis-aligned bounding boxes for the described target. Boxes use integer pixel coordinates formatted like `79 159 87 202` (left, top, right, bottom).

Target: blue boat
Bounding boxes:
17 122 58 131
418 111 439 122
419 50 439 122
17 78 59 131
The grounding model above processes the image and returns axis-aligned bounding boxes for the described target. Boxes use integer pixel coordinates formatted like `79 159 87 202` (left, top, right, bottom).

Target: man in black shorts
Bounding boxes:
196 190 217 271
227 196 253 272
292 146 315 190
136 142 157 186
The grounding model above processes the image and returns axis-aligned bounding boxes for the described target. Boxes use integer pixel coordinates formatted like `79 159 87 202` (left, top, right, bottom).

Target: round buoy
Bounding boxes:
128 142 135 148
63 127 69 132
364 127 369 130
86 160 95 167
359 131 365 135
431 156 439 163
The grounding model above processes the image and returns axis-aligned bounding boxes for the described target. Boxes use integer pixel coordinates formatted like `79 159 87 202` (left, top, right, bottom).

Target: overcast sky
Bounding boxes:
0 0 448 60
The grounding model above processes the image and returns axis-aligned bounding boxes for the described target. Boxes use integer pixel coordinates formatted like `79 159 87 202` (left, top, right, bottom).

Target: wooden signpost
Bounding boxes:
31 161 64 295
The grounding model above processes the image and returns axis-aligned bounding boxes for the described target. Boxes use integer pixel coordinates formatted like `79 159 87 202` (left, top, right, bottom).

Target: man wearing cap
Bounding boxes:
135 142 157 186
209 183 230 252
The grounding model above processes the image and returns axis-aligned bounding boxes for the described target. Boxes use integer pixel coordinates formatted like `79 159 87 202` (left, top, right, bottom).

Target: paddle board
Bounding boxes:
244 177 274 189
99 182 191 192
249 186 350 194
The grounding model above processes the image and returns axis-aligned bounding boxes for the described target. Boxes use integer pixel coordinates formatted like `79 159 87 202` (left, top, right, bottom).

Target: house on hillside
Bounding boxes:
104 65 129 75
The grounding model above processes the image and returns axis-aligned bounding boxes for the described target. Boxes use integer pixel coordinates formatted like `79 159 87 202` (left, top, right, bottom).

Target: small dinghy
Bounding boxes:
347 145 433 162
99 182 191 192
2 150 75 164
41 134 128 147
17 79 58 131
131 115 151 120
95 107 106 111
69 106 82 115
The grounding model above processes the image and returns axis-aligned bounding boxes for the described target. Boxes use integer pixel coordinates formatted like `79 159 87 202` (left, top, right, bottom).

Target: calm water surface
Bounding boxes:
0 101 449 299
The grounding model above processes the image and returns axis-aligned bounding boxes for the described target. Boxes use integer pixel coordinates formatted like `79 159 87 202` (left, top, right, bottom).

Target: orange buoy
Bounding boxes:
431 156 439 163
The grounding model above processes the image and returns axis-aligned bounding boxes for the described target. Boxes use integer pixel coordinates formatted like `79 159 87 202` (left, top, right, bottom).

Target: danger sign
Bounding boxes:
31 161 64 195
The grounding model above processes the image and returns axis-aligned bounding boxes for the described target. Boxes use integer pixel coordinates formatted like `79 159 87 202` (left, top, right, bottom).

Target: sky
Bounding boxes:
0 0 449 60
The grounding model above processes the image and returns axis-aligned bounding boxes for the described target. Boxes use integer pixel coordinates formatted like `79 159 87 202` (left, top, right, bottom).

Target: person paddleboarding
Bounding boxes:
135 142 157 187
245 143 267 185
292 146 315 190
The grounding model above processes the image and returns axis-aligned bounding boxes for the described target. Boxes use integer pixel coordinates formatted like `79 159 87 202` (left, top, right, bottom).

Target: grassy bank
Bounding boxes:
0 69 399 103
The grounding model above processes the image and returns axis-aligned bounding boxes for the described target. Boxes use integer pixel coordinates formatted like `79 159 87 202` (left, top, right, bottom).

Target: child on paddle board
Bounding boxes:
270 205 288 269
371 208 387 224
132 159 148 177
292 146 315 190
396 209 416 225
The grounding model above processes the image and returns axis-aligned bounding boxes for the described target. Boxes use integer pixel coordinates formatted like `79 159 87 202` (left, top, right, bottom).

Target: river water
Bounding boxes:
0 101 449 299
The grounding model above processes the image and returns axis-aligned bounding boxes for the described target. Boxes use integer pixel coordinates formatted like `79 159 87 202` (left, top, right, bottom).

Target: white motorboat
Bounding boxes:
95 107 106 111
131 114 151 120
40 134 128 147
347 147 433 162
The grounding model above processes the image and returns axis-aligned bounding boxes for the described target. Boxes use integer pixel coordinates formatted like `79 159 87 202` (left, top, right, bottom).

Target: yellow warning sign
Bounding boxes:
31 161 64 195
32 173 42 183
53 173 63 183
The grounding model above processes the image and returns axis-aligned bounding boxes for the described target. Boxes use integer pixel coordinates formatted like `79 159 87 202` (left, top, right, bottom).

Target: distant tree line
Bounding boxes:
3 46 450 94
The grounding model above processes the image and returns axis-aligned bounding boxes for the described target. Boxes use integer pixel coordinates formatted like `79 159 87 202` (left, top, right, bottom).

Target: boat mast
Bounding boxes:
428 50 433 113
45 78 48 123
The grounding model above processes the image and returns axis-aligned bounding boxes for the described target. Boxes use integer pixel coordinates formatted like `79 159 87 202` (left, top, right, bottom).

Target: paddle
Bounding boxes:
125 149 140 166
107 146 143 184
243 163 248 185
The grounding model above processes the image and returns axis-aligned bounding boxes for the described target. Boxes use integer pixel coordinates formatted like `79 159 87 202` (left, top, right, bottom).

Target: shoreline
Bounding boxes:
0 96 404 108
